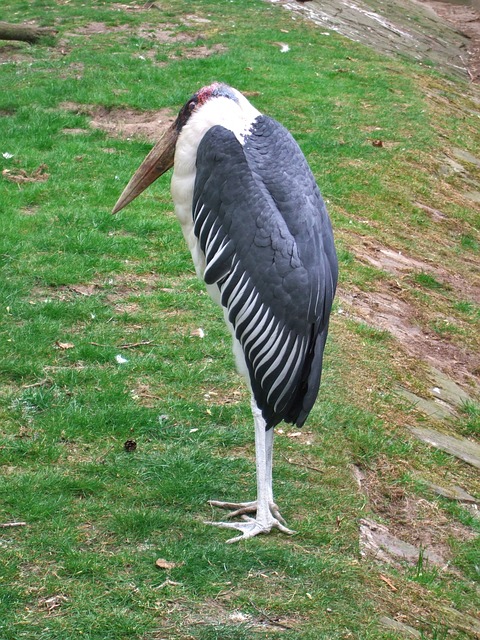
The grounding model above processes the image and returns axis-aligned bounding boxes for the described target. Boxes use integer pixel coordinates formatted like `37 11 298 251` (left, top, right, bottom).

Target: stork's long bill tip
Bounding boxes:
112 121 178 215
111 193 129 215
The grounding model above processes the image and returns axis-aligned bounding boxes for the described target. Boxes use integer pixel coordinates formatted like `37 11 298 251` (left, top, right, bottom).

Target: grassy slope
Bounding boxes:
0 0 479 638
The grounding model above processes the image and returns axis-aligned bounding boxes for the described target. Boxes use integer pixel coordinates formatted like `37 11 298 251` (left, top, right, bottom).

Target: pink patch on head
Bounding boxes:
196 83 222 106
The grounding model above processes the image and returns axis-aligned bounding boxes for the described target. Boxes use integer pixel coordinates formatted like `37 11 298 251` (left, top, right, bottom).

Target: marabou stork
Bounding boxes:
113 83 338 543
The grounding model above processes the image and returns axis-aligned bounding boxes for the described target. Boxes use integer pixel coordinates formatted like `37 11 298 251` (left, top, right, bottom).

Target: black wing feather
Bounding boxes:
193 116 337 428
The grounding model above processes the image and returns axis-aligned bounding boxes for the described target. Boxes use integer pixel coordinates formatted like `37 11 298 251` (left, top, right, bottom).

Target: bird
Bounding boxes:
113 83 338 543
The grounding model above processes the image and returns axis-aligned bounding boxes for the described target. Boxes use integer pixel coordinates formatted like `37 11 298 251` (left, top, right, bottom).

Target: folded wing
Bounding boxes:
193 116 338 428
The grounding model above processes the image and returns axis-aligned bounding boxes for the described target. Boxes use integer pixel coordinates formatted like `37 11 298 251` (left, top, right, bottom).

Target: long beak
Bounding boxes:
112 121 178 214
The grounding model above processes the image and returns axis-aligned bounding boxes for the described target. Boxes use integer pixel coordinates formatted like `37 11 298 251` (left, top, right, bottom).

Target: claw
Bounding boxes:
204 516 296 543
208 499 288 524
208 500 257 519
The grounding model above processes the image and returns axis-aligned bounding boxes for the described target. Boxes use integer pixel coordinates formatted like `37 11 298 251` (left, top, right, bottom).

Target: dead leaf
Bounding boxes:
155 558 182 570
40 594 68 612
69 284 96 296
55 341 75 350
379 574 398 592
372 139 384 147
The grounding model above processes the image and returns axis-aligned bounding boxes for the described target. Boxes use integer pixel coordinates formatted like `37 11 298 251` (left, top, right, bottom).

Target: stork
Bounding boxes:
113 83 338 543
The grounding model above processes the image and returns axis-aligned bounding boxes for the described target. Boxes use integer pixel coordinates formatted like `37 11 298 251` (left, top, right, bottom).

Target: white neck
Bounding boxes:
170 93 260 277
173 93 260 179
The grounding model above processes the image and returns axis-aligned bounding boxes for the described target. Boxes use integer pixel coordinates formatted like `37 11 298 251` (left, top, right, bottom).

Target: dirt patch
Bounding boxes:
62 128 90 136
90 106 174 141
419 0 480 81
339 289 479 386
356 462 475 568
60 102 175 142
353 239 430 275
61 62 84 80
68 22 131 36
63 20 224 63
169 597 298 633
174 43 227 60
110 2 149 11
360 517 448 568
130 383 162 407
343 237 480 392
137 25 194 43
350 236 480 303
202 387 245 407
30 273 161 306
181 14 213 26
130 43 226 65
270 0 472 79
66 21 196 44
111 301 141 315
20 206 39 216
104 272 160 298
0 44 34 63
2 164 49 184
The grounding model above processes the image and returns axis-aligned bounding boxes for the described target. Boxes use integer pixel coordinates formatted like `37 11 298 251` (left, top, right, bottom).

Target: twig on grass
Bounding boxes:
280 454 323 474
379 574 398 592
22 378 50 389
89 340 157 349
247 598 293 630
0 522 27 528
155 579 182 589
119 340 156 349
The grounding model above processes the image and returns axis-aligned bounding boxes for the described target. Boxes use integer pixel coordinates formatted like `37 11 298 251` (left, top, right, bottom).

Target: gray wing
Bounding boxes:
193 116 337 428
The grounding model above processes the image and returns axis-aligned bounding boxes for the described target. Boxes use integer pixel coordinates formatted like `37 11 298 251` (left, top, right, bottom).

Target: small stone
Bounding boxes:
409 426 480 470
452 147 480 168
379 616 421 638
463 190 480 204
359 518 446 568
429 367 471 408
417 477 477 504
396 386 453 419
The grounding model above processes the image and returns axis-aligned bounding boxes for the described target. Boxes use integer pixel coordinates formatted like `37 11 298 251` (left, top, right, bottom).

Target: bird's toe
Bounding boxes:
204 515 296 543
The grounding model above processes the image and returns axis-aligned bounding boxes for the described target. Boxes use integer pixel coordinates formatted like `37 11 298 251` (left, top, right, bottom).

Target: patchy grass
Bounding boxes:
0 0 479 639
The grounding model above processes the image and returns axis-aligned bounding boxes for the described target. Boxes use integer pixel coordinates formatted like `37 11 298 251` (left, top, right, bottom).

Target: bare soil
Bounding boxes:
60 102 175 142
357 461 476 564
67 22 131 35
274 0 480 81
419 0 480 81
340 288 479 386
352 236 480 304
0 43 34 63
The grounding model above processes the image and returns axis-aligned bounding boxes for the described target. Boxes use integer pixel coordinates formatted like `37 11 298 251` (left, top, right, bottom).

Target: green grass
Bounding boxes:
1 0 479 638
413 272 446 291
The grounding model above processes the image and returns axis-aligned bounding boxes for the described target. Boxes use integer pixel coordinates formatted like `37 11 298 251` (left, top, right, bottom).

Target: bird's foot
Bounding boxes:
206 500 295 543
208 499 287 524
205 514 295 543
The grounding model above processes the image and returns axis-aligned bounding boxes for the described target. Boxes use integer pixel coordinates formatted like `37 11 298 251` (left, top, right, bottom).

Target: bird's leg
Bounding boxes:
263 413 287 525
205 399 295 543
207 402 281 519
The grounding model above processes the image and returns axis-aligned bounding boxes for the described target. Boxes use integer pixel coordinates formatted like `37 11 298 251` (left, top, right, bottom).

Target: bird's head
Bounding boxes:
112 83 242 215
